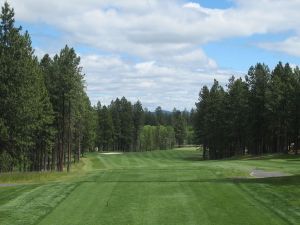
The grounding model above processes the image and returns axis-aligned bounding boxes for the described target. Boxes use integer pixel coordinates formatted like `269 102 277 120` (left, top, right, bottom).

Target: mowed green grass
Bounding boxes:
0 148 300 225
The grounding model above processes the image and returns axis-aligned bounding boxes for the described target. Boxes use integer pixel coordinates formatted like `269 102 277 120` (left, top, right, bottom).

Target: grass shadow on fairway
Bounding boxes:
78 174 300 186
286 159 300 162
182 153 203 161
228 174 300 186
242 154 300 160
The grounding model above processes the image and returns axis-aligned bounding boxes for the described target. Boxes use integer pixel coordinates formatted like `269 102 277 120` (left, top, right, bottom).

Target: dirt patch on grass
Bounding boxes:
0 183 19 187
250 169 290 178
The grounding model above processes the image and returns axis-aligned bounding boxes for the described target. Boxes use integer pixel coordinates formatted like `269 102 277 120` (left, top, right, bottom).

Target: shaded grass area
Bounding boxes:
0 148 300 225
0 156 89 184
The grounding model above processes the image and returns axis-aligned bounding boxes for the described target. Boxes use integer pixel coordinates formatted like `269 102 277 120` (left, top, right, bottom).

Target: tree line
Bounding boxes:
95 99 194 152
194 62 300 159
0 3 195 172
0 3 94 172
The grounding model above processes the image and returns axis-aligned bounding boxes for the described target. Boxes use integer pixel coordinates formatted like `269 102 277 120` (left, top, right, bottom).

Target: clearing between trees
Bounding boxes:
0 148 299 225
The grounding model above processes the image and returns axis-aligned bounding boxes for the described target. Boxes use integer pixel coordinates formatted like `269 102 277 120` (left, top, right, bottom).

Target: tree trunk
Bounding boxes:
67 100 71 172
78 132 81 162
60 94 65 172
203 144 207 160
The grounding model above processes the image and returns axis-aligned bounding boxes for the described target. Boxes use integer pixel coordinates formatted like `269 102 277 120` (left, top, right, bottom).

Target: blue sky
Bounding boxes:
193 0 233 9
203 34 300 72
5 0 300 110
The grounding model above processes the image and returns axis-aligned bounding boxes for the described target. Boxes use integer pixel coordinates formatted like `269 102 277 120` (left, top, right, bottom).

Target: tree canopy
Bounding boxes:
194 62 300 159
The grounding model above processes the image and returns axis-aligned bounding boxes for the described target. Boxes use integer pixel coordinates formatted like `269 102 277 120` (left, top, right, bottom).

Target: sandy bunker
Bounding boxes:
99 152 123 155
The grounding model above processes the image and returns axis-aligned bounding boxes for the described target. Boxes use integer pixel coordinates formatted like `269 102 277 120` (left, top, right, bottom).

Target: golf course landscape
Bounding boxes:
2 1 300 225
0 148 299 225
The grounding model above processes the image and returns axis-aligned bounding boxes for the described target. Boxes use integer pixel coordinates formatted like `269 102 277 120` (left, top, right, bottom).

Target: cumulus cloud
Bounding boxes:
8 0 300 53
2 0 300 109
257 36 300 57
80 54 232 109
168 50 218 70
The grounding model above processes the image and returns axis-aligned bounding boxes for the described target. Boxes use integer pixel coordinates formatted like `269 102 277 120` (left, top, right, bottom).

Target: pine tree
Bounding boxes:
0 2 54 171
98 106 114 151
155 106 164 125
194 80 226 159
132 101 144 151
110 99 121 151
119 97 133 151
41 46 85 171
246 63 270 154
225 76 249 156
172 109 186 147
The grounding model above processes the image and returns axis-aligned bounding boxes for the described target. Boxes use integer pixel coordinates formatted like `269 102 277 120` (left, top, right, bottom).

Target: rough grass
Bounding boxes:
0 148 300 225
0 157 88 184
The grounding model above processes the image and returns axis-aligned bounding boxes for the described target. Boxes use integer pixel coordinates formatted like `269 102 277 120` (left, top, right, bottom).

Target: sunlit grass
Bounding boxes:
1 148 300 225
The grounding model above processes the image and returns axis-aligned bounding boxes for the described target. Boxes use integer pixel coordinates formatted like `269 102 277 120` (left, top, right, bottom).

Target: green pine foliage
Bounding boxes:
0 3 95 172
94 97 191 152
194 62 300 159
0 2 55 172
133 101 144 150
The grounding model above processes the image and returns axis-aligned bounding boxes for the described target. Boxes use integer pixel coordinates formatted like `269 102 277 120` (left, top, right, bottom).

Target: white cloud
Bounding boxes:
135 61 156 74
257 36 300 57
169 50 218 70
80 54 232 109
5 1 300 48
183 2 201 10
2 0 300 109
8 0 300 53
